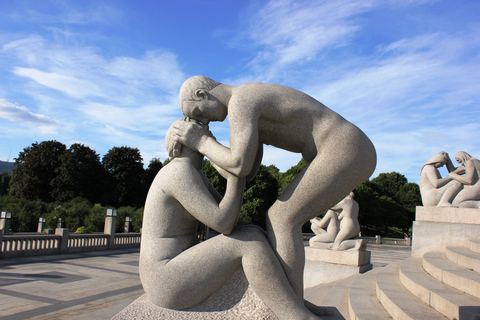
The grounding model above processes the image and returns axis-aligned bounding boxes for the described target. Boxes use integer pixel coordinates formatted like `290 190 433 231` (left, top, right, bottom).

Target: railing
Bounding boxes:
0 234 61 258
302 233 412 246
115 233 142 249
0 230 141 259
68 233 109 253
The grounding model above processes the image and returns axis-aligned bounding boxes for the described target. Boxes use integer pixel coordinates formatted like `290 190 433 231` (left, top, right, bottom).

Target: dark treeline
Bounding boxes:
0 140 421 236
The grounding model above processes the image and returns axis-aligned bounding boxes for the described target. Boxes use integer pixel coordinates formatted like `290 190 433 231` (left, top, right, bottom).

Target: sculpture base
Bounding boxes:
304 246 372 289
412 206 480 258
112 270 276 319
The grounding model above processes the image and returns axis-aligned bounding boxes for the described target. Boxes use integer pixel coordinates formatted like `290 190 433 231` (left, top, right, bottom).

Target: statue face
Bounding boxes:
181 98 227 125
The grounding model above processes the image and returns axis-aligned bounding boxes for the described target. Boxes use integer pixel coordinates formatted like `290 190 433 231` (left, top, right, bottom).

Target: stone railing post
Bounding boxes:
0 230 3 257
375 235 381 244
0 211 12 235
55 228 69 254
37 217 46 233
104 208 117 250
406 236 412 246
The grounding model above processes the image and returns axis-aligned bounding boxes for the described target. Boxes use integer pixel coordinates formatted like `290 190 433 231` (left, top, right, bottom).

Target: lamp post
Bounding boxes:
38 217 46 233
104 208 117 235
0 211 12 235
104 208 117 249
124 216 131 233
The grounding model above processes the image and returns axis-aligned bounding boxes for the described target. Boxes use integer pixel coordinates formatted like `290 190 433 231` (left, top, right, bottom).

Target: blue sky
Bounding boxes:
1 0 479 183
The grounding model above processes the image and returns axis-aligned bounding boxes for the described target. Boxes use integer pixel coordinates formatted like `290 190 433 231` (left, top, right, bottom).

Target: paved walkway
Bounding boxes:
0 245 411 319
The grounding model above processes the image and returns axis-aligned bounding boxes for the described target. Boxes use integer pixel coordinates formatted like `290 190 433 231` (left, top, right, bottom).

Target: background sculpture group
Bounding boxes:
419 151 480 208
139 76 376 319
308 192 365 251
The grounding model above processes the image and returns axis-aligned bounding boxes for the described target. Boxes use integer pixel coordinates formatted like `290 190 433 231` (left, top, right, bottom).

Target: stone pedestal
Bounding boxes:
112 270 276 320
412 206 480 258
304 246 372 289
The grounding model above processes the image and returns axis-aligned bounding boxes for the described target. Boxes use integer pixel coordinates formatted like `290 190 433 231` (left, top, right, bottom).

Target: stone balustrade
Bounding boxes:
0 230 141 259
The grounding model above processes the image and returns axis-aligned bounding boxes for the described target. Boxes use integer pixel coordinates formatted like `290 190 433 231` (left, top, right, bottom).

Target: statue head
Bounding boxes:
420 151 448 174
455 151 472 165
179 76 226 125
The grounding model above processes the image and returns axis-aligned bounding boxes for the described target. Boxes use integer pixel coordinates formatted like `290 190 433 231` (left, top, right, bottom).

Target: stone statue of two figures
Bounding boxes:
139 76 377 320
419 151 480 208
308 192 366 251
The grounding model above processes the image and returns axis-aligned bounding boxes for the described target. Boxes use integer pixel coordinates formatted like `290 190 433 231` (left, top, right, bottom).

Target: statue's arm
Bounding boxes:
171 166 245 235
198 113 259 178
449 161 475 185
425 166 452 188
200 173 223 204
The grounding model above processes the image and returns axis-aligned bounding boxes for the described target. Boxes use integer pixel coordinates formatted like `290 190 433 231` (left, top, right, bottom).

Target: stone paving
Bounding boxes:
0 244 411 319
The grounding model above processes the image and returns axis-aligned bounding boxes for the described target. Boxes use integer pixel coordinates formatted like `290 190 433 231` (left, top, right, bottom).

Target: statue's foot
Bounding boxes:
436 202 457 207
354 239 366 250
305 300 334 317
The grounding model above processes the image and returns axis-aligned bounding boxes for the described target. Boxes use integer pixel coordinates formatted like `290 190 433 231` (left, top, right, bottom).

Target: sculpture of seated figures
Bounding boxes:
419 152 463 206
139 118 322 320
309 192 364 250
449 151 480 208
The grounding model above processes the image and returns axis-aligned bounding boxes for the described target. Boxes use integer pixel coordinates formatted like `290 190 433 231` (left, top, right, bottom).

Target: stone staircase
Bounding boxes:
306 239 480 320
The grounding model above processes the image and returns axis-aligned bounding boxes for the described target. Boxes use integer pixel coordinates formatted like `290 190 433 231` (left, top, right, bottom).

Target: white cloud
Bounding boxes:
244 0 374 79
0 98 61 126
13 67 102 99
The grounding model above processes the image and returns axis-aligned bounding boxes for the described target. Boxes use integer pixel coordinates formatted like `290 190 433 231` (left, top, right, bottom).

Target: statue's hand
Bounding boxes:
172 120 213 151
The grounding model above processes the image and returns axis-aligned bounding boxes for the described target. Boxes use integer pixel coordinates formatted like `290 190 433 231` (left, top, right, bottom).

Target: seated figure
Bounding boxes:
309 192 364 250
139 118 322 320
419 151 463 206
449 151 480 208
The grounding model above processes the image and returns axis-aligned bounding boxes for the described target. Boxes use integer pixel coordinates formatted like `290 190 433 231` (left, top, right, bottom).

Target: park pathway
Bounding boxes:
0 245 411 319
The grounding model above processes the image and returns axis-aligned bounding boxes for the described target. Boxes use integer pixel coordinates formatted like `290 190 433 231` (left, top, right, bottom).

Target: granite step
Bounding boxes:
320 274 360 319
399 257 480 320
468 239 480 254
375 263 447 319
305 274 360 320
423 251 480 299
446 245 480 272
347 268 391 320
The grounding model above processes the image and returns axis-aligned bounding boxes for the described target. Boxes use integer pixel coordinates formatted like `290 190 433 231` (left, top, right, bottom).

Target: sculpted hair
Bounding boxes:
455 151 472 164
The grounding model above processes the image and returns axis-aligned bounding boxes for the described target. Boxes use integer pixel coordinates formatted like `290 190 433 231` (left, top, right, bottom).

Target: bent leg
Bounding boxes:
145 226 320 320
267 145 375 298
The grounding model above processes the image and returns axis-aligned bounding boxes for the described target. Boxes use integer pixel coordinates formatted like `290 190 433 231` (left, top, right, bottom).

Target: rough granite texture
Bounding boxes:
113 271 276 320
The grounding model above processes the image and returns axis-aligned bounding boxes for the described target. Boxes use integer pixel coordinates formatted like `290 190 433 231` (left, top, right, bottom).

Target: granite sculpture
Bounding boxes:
139 118 321 320
309 192 365 250
419 151 480 208
449 151 480 208
171 75 377 298
419 151 462 206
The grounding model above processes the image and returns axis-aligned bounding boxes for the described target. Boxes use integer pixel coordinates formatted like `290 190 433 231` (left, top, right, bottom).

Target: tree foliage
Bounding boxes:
11 140 66 202
354 172 421 236
102 146 145 207
51 143 106 204
239 165 278 228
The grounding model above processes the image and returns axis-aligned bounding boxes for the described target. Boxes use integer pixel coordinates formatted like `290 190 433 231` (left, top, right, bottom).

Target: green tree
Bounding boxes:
11 141 66 202
102 146 145 207
278 159 307 195
354 172 421 236
0 195 53 233
239 165 278 229
142 157 164 198
51 143 106 204
0 173 10 196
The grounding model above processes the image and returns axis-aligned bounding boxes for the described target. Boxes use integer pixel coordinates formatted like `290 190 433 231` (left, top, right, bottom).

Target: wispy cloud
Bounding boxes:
0 98 61 126
243 0 374 80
